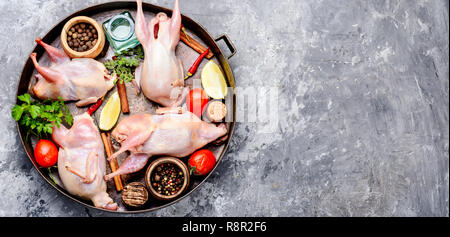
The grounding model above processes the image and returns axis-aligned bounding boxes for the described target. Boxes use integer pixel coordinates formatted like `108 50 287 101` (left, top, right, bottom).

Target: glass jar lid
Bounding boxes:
107 14 135 42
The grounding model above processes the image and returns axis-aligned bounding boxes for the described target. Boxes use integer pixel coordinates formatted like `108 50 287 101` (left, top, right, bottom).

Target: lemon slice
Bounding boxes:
99 91 121 131
201 60 228 99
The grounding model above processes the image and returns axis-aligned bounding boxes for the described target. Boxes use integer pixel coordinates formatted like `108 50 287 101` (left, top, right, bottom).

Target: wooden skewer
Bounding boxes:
101 132 123 192
180 31 214 59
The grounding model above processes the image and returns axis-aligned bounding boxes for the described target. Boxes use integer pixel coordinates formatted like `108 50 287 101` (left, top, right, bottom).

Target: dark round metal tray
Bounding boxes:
16 1 236 213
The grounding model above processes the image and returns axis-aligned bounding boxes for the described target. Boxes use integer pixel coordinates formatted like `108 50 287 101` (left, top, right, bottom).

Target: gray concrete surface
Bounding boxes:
0 0 448 216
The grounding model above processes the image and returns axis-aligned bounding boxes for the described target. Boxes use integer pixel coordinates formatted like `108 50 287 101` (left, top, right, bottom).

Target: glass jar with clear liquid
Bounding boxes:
102 11 140 53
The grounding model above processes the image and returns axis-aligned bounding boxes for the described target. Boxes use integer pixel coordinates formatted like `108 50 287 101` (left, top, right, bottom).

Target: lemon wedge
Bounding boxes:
99 91 121 131
201 60 228 99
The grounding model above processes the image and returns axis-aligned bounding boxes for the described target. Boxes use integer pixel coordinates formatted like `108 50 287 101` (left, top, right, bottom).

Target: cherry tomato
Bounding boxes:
34 139 58 168
186 88 209 117
188 149 216 176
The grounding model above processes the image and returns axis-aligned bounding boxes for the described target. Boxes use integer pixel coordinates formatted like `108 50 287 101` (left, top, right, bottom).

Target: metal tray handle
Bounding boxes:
215 34 236 59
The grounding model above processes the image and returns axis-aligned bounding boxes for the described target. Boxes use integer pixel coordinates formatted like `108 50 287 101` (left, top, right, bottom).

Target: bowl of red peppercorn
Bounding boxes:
145 157 190 201
60 16 105 58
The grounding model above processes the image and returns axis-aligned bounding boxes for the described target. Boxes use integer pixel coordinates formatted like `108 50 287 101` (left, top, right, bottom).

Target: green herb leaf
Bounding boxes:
12 93 73 140
44 105 53 112
29 105 41 119
17 93 31 104
11 105 24 121
44 123 53 134
104 45 144 84
36 123 43 133
65 113 73 125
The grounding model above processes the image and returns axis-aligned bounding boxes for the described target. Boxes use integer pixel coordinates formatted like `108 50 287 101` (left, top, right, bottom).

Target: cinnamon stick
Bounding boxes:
180 31 214 59
117 81 130 114
101 132 123 192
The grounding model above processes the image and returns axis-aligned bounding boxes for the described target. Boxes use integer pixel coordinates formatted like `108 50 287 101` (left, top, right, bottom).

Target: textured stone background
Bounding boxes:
0 0 448 216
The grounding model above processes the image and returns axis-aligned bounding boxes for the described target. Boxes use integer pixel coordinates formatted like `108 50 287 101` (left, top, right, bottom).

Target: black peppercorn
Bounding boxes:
67 22 96 52
151 163 185 196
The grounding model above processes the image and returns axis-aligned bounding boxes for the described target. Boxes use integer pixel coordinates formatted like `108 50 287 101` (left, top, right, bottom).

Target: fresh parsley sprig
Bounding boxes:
104 45 144 84
11 93 73 140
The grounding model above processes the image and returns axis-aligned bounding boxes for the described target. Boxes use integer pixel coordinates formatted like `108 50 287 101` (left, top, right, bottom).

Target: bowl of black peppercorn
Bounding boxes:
145 157 190 201
60 16 105 58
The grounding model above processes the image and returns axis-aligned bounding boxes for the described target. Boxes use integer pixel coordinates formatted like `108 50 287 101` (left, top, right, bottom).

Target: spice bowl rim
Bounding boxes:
145 157 190 201
60 16 105 58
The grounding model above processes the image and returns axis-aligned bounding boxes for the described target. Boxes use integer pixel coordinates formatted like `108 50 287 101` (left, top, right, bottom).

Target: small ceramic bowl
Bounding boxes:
145 157 190 201
60 16 105 58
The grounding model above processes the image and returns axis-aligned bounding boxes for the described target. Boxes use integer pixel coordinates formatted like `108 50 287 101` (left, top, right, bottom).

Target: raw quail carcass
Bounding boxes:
104 109 227 180
30 38 114 107
134 0 189 107
52 112 118 210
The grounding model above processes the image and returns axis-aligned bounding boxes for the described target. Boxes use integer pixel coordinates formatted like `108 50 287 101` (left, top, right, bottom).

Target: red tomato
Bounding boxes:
34 139 58 168
186 88 209 117
188 149 216 176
